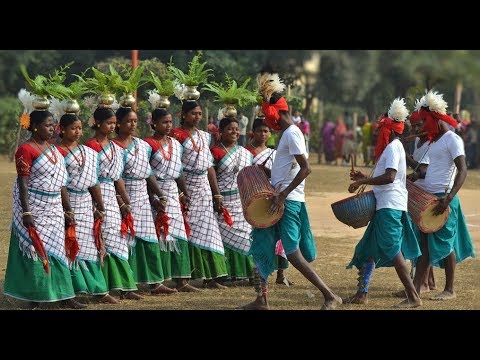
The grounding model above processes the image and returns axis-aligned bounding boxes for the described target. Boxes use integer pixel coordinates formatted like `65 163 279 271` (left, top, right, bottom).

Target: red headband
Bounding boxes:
409 111 423 125
418 108 458 142
375 116 405 162
261 97 289 131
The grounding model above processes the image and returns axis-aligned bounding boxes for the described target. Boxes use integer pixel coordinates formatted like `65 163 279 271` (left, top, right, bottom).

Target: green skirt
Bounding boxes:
427 194 476 268
129 238 165 284
347 208 421 269
4 230 75 302
224 246 255 279
167 239 192 278
71 259 109 295
102 253 137 291
189 243 228 280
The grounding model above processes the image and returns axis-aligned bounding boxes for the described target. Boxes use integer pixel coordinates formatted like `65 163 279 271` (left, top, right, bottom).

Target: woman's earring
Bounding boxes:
34 128 38 132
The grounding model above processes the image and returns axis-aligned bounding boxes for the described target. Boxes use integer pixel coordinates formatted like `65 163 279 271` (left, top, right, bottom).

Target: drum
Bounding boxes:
237 165 284 228
406 180 450 233
331 190 376 229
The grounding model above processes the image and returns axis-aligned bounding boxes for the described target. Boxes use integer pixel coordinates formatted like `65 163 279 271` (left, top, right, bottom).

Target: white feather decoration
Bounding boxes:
174 82 185 102
424 90 447 115
256 73 286 102
217 107 226 121
83 95 98 114
88 117 96 128
48 97 65 121
147 89 160 110
111 99 120 112
18 88 34 114
413 94 426 112
387 97 408 122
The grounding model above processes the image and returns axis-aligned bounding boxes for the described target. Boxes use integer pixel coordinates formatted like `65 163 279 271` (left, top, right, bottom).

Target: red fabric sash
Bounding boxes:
261 97 289 131
28 226 50 274
375 116 405 161
65 223 80 263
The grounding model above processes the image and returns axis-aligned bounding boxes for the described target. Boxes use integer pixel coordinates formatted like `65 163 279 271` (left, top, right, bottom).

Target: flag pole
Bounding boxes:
132 50 139 111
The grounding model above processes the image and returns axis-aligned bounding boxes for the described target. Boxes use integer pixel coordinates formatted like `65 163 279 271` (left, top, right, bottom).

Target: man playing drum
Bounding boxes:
345 98 422 308
407 90 475 301
239 72 342 310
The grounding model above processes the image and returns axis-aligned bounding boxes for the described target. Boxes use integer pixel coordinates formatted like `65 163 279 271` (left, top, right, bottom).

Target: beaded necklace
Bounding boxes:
32 138 58 165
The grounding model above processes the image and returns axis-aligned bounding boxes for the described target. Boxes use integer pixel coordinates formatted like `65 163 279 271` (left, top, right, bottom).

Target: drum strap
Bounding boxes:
358 262 375 293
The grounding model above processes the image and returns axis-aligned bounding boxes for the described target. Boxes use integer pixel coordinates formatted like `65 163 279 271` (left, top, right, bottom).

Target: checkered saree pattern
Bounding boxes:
96 141 129 260
12 146 69 265
64 146 100 263
216 146 253 255
180 130 223 254
150 138 187 248
150 137 183 181
253 148 276 170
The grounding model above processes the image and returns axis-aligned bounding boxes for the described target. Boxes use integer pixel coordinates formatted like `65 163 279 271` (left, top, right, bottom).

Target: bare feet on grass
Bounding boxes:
237 296 269 310
393 298 422 308
177 283 202 292
342 292 368 304
99 294 120 304
430 290 456 300
320 295 343 310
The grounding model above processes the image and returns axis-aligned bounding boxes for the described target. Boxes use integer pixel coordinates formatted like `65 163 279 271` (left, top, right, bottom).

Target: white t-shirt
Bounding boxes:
424 131 465 194
271 125 307 202
412 137 431 190
372 139 407 211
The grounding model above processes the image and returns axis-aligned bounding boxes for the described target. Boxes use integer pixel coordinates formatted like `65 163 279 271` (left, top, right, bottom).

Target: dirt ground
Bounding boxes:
0 154 478 310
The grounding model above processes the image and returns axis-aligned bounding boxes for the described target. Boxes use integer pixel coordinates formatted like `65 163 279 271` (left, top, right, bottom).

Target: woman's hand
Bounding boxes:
155 197 167 213
213 196 223 214
180 195 190 212
120 203 131 218
64 211 76 227
94 209 106 222
22 214 35 228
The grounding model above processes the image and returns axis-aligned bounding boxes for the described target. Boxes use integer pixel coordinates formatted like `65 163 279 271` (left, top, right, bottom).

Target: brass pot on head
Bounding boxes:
158 95 171 109
183 85 200 101
120 93 136 108
98 93 115 108
32 95 50 111
64 99 81 114
223 103 237 118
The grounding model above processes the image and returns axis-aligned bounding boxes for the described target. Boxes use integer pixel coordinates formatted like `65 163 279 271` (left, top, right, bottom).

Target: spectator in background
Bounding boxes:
334 115 347 165
207 116 220 146
237 111 249 146
298 116 310 153
321 119 336 164
360 115 373 166
292 110 302 125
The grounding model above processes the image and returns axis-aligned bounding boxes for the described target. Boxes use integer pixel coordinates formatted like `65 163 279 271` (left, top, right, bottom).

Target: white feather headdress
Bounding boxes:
147 89 160 110
413 94 427 112
174 82 185 102
424 90 447 115
48 97 65 121
18 88 34 114
387 97 409 122
256 73 286 102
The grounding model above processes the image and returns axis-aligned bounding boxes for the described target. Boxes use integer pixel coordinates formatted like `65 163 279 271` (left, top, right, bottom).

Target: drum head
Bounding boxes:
419 205 450 233
244 192 284 228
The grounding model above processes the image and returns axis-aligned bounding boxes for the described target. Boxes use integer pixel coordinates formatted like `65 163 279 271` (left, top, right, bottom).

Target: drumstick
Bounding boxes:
350 156 354 173
401 132 427 142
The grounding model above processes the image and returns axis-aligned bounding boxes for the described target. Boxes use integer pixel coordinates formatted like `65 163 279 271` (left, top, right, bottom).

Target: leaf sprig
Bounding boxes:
203 74 257 107
20 63 74 100
168 51 213 87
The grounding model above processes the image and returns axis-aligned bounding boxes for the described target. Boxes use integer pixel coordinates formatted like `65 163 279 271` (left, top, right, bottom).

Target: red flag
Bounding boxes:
222 207 234 227
28 226 50 274
121 213 135 237
180 202 191 237
65 223 80 263
155 211 170 238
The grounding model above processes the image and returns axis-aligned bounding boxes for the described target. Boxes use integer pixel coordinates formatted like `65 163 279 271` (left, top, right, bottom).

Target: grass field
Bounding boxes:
0 154 478 310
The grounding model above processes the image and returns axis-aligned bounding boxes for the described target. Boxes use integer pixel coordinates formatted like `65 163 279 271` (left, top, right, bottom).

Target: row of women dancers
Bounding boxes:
4 99 285 308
